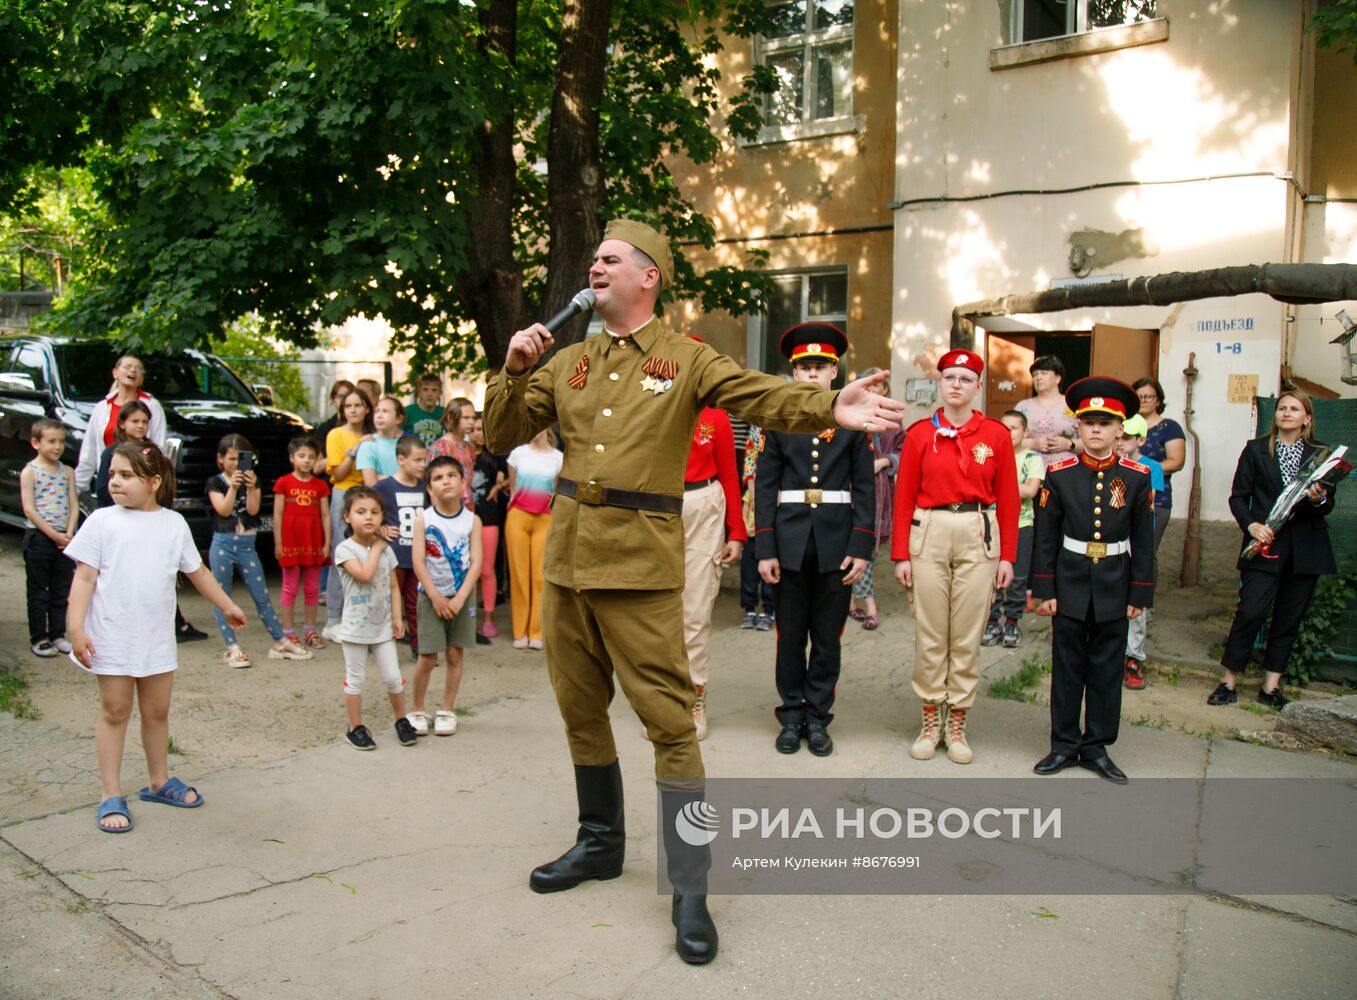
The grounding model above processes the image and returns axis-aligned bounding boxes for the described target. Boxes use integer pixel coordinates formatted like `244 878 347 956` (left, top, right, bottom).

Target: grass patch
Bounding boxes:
1237 702 1273 717
987 654 1051 704
1207 640 1226 661
166 736 187 756
1129 715 1171 730
0 669 40 720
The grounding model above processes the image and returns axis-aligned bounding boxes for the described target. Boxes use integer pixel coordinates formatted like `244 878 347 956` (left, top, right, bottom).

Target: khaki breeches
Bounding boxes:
542 583 703 781
680 480 727 687
909 508 1000 709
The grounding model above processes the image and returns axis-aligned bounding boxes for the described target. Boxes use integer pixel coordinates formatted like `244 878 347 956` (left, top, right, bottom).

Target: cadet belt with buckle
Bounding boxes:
684 476 719 492
557 478 683 514
777 490 851 505
1063 536 1130 560
924 502 993 513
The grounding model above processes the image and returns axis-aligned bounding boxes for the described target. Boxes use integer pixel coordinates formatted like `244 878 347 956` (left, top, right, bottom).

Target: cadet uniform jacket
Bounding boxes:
1031 453 1156 622
483 318 838 591
753 427 876 570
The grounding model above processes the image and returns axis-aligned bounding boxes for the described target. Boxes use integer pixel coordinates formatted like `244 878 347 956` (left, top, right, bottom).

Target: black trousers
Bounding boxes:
740 542 774 613
1220 563 1319 675
773 542 851 726
1049 610 1128 759
23 530 74 643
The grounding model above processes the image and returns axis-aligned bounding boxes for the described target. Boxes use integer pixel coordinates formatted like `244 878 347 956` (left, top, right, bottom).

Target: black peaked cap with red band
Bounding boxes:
1064 376 1138 421
779 323 848 364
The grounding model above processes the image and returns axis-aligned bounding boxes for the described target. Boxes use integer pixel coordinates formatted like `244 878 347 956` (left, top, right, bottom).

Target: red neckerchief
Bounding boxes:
931 410 985 472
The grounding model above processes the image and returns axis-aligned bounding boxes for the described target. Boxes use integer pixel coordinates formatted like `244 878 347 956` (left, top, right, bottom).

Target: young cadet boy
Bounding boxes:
1032 377 1155 785
20 418 79 657
373 435 429 656
409 456 482 737
405 373 446 448
755 324 875 757
1117 414 1165 689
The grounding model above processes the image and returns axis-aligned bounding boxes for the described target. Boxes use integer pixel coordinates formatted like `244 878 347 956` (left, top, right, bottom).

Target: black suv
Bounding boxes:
0 335 309 545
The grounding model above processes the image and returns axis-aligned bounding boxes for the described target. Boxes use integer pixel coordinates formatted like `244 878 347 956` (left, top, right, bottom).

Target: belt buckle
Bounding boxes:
1085 541 1107 562
805 488 823 505
576 481 604 505
948 502 962 512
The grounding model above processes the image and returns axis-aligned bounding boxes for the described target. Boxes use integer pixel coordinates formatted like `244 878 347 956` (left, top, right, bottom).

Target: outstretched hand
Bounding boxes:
833 370 906 432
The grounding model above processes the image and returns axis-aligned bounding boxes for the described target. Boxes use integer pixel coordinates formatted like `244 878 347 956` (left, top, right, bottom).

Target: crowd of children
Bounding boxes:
31 343 1301 833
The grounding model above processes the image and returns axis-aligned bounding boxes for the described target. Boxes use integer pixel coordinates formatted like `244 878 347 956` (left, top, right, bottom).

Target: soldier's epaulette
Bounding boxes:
1047 457 1079 472
1118 457 1150 474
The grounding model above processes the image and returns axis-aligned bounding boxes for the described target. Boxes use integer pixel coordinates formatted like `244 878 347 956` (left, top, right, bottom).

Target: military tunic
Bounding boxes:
483 317 839 779
1031 452 1156 759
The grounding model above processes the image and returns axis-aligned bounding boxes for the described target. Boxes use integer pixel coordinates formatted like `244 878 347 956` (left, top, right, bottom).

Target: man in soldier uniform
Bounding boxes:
755 324 875 757
482 219 905 964
1031 376 1155 785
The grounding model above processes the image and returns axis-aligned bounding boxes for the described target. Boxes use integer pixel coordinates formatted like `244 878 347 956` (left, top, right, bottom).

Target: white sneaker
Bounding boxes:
434 710 458 736
30 640 58 658
322 623 342 643
406 711 430 737
52 637 73 654
268 637 315 661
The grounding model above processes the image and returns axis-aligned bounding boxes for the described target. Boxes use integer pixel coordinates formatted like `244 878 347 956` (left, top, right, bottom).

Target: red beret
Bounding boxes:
938 349 983 376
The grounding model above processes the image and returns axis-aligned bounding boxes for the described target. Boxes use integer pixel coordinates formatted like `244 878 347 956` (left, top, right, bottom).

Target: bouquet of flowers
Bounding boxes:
1243 444 1351 559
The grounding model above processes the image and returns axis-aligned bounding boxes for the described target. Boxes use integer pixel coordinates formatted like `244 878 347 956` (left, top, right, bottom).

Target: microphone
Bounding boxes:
543 288 597 334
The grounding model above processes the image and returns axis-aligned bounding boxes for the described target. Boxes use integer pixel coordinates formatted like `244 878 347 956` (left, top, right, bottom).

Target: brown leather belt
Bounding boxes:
557 478 683 514
684 476 719 492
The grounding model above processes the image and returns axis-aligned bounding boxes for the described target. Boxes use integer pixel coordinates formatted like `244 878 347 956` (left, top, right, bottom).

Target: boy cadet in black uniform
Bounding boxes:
1031 377 1155 785
755 324 875 757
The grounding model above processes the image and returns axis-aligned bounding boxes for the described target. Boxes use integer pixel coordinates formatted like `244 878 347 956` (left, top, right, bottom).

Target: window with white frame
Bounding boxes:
757 1 854 129
1013 0 1157 43
757 270 849 380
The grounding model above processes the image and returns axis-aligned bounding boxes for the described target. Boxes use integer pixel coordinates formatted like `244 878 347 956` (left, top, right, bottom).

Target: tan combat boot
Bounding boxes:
909 703 944 760
693 685 708 742
945 706 974 764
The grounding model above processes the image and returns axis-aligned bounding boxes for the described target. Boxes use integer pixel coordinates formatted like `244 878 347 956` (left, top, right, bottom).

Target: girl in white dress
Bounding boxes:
66 442 246 834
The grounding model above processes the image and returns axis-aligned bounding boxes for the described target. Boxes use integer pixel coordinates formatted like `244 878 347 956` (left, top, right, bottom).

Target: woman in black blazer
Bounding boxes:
1209 391 1337 709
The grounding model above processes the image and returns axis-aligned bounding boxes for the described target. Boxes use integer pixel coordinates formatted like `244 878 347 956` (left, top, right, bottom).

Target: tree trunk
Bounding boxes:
541 0 612 352
458 0 525 371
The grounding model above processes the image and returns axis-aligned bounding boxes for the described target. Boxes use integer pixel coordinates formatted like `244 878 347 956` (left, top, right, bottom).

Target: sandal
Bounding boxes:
863 615 879 631
303 630 326 649
224 647 251 668
96 796 133 833
138 776 204 808
849 608 868 622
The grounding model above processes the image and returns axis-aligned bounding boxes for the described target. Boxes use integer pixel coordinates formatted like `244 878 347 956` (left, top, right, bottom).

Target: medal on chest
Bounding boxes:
1109 477 1127 509
971 442 993 465
694 421 715 446
641 357 678 395
817 428 836 444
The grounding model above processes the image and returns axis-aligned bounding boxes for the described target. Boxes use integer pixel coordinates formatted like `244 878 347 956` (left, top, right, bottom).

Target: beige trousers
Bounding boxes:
909 508 1000 709
680 480 727 687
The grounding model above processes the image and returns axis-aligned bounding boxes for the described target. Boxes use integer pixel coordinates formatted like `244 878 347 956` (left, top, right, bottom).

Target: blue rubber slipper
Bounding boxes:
137 776 204 808
96 796 133 833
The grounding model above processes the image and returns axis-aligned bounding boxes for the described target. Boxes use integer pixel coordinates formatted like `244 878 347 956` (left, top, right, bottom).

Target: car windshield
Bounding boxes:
54 345 257 405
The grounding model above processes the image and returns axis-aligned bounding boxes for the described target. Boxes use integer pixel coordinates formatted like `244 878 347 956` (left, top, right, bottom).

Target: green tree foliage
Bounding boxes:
1310 0 1357 62
0 167 108 292
8 1 777 375
217 315 311 417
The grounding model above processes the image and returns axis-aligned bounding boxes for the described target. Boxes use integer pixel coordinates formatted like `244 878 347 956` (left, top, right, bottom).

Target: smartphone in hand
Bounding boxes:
238 450 254 472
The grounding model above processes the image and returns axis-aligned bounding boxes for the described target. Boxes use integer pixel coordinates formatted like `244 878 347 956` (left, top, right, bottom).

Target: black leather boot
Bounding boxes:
661 786 719 964
529 761 625 893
